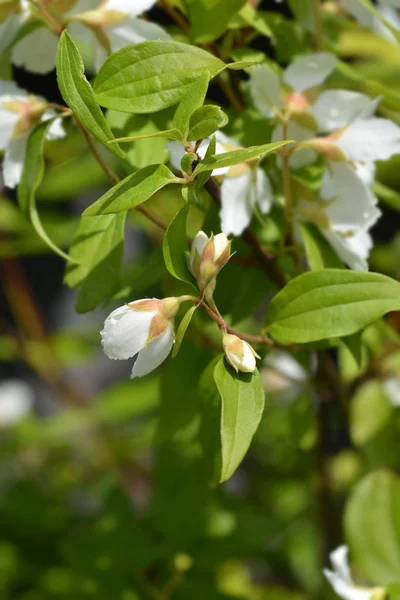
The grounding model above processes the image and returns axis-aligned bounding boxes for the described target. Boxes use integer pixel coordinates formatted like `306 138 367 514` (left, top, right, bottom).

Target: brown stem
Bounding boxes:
159 0 190 31
203 177 286 287
36 0 63 36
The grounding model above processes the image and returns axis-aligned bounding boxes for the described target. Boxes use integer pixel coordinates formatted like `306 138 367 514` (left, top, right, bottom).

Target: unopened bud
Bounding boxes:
189 231 231 292
304 132 346 162
222 333 259 374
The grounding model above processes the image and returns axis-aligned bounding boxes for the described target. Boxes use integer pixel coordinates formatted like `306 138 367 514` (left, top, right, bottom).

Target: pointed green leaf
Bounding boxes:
94 40 226 113
172 305 198 358
341 332 363 368
266 270 400 344
193 140 292 175
173 71 209 140
110 128 182 144
187 105 228 142
83 164 184 216
18 119 76 263
299 222 344 270
65 213 126 313
213 357 265 483
162 204 196 287
186 0 247 43
56 31 124 159
345 470 400 585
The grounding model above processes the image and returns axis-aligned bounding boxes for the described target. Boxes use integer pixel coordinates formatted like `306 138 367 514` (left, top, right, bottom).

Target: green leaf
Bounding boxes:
173 71 209 141
387 583 400 599
65 213 126 313
213 357 265 482
299 223 344 270
172 305 198 357
187 105 228 142
341 332 363 368
56 31 124 159
287 0 314 32
193 140 291 175
238 3 273 38
94 40 225 113
18 119 76 263
83 164 184 216
162 204 195 286
186 0 247 43
110 128 183 144
345 470 400 585
266 269 400 344
349 380 393 447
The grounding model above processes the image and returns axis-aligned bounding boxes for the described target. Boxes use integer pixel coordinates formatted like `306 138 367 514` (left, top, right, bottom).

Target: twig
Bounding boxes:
313 0 323 51
282 123 303 273
203 177 286 287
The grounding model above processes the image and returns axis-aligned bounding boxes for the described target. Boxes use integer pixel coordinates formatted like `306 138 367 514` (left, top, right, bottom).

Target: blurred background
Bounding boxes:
1 0 400 598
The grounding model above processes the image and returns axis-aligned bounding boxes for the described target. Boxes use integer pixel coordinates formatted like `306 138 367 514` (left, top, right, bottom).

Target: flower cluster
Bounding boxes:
101 231 260 378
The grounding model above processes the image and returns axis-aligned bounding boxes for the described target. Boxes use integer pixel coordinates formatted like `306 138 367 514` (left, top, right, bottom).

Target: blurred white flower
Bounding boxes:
169 131 274 236
262 351 309 404
10 0 169 74
249 52 338 118
383 376 400 407
0 79 65 188
0 379 33 426
101 297 180 378
324 545 383 600
222 333 259 374
344 0 400 42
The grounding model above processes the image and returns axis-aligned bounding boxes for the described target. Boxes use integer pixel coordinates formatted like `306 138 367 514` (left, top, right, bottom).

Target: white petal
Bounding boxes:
322 228 371 271
3 133 28 188
249 64 282 116
0 108 20 150
213 232 229 260
345 0 375 28
0 379 33 426
109 17 170 53
283 52 337 93
312 90 380 132
131 324 174 378
324 545 375 600
383 376 400 407
45 116 66 140
105 0 157 16
220 171 254 236
255 169 274 214
167 141 185 171
337 118 400 162
381 0 400 8
190 231 209 269
264 351 307 383
11 27 58 74
325 163 381 230
272 121 316 169
354 162 376 188
101 303 156 360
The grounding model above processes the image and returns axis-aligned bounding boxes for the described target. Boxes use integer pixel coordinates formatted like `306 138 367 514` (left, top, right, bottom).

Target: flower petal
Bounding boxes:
324 546 374 600
283 52 337 93
220 171 253 236
11 27 58 74
322 228 372 271
105 0 157 16
255 169 274 214
0 108 19 150
312 90 380 132
3 133 28 189
383 376 400 407
45 115 66 140
101 303 157 360
131 324 174 378
189 231 209 270
0 379 33 426
109 17 170 53
249 64 282 116
337 117 400 162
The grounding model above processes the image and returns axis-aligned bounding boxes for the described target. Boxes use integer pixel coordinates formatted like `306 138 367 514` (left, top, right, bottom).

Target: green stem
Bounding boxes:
313 0 323 51
282 122 303 273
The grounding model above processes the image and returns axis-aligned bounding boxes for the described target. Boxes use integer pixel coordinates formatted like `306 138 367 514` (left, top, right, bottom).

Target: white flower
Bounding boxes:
222 333 259 374
0 79 65 188
101 297 180 378
324 545 383 600
249 52 338 118
0 379 33 426
169 131 274 236
189 230 231 290
262 350 309 404
344 0 400 42
383 376 400 407
10 0 169 74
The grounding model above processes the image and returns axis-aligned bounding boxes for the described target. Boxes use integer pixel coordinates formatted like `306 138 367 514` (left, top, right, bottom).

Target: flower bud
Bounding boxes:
189 231 231 292
222 333 259 374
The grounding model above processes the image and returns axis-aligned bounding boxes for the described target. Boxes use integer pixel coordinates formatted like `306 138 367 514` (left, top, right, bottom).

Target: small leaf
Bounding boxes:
299 222 344 270
213 357 265 483
56 31 123 159
341 332 363 368
83 164 184 216
65 213 126 313
172 305 198 358
162 204 196 287
192 140 291 175
94 40 225 113
345 470 400 585
173 71 209 141
187 105 228 142
266 269 400 344
110 129 182 144
186 0 247 43
239 3 273 38
18 119 76 263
